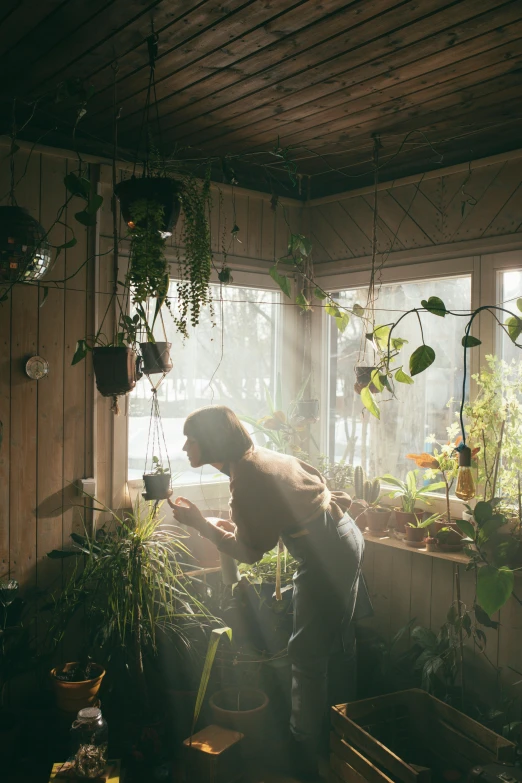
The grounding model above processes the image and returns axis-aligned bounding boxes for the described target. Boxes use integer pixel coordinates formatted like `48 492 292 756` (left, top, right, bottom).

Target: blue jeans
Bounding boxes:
282 511 370 749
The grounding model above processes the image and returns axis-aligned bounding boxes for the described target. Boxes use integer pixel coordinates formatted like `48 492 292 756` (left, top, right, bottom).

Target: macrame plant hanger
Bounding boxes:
143 389 172 498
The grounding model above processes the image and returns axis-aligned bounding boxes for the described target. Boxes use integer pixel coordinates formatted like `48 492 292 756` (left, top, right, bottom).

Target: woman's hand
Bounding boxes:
167 497 206 532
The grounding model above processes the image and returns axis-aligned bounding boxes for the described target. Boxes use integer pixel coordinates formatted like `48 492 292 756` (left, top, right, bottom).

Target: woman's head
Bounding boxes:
183 406 253 467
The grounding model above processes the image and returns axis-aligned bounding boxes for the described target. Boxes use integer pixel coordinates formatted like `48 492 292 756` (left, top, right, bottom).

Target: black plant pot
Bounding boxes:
140 342 173 374
92 347 138 397
354 365 378 395
114 177 182 237
143 472 171 499
295 398 320 422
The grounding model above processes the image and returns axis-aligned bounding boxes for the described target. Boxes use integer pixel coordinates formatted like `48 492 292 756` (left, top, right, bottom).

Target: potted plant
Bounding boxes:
317 455 353 493
382 470 445 532
47 498 210 715
143 456 171 500
353 365 378 395
405 513 440 548
114 176 182 238
351 466 386 531
50 659 105 714
140 340 173 375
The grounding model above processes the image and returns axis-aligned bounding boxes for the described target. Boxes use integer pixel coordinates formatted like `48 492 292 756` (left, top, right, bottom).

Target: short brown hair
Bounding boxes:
183 406 253 464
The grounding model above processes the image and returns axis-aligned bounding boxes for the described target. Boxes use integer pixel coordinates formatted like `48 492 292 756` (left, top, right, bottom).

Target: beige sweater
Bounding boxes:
201 447 351 564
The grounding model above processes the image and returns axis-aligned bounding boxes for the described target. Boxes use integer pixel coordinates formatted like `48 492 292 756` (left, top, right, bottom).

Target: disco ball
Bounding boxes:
0 206 53 283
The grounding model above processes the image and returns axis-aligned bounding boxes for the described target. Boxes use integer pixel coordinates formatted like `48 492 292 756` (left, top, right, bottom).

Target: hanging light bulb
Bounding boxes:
455 445 475 501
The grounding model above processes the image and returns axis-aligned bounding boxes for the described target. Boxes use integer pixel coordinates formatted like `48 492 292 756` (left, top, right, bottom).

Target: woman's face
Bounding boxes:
183 435 203 468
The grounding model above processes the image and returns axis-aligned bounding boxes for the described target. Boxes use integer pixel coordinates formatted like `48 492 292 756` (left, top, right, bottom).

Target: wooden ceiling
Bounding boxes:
2 0 522 198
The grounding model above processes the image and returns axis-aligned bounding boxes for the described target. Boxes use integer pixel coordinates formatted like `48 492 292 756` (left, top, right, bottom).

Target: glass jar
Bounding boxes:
70 707 108 779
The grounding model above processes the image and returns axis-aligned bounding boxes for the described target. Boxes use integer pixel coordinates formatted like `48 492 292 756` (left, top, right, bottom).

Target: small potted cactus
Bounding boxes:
351 467 390 533
143 456 171 500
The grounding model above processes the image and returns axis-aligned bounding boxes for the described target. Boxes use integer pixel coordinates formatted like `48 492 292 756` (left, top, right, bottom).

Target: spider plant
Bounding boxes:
47 498 212 713
381 469 445 513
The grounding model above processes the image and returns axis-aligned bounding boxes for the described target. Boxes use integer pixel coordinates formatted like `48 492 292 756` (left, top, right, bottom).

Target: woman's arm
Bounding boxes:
168 497 264 564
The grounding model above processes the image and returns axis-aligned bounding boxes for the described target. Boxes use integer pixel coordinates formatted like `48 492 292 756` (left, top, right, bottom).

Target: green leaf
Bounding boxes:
314 287 327 300
39 287 49 309
373 324 391 352
47 549 80 559
409 345 435 376
391 337 408 351
477 517 506 546
335 310 350 333
296 293 311 310
456 519 475 540
299 236 312 256
421 296 447 317
474 500 493 525
71 339 88 366
192 627 232 735
474 603 499 629
74 209 97 227
395 368 414 385
85 193 103 215
64 172 90 199
353 303 365 318
269 265 291 298
411 625 438 650
370 369 384 392
325 303 340 318
462 335 482 348
517 298 522 313
506 316 522 343
361 386 380 419
476 566 514 617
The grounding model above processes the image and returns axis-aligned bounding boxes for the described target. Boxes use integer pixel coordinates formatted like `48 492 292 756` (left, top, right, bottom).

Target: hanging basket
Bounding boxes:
354 365 378 395
0 206 52 283
140 341 173 375
143 472 171 500
92 347 138 397
114 177 182 237
295 398 320 422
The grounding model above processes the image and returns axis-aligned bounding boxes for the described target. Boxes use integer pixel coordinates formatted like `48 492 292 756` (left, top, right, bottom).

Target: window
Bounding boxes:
500 269 522 362
327 274 471 481
128 282 280 485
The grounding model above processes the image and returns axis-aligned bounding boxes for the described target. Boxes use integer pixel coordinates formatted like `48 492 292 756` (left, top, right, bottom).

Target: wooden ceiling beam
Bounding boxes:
0 0 64 58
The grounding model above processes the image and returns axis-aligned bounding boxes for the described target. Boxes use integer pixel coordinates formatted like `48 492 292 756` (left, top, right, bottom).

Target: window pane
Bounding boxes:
500 270 522 362
328 275 471 482
128 284 280 484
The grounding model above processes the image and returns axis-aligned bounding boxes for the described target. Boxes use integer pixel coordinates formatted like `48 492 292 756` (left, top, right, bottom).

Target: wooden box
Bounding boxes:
183 724 244 783
330 689 516 783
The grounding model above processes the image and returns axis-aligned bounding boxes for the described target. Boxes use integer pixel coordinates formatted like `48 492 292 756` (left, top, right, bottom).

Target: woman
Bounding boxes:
169 406 371 776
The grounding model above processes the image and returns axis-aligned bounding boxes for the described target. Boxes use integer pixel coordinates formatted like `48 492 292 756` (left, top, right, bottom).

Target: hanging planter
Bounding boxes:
354 365 378 395
295 398 320 423
142 394 172 500
114 176 182 238
92 346 138 397
0 206 52 283
140 341 172 375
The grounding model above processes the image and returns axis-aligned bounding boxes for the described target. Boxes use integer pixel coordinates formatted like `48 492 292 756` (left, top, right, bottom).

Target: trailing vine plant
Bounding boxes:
128 198 168 305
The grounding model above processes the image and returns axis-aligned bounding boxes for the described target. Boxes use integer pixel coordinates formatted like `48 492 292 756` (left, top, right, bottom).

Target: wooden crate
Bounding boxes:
330 689 516 783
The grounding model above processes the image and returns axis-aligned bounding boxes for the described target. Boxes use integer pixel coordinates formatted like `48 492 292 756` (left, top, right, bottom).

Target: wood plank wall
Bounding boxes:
362 540 522 704
0 148 95 599
309 157 522 264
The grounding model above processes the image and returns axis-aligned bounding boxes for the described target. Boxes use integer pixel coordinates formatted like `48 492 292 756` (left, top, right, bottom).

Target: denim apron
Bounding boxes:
281 510 372 748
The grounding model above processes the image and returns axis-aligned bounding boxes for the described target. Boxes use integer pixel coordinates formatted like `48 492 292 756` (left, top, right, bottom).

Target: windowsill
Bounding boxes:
362 530 470 564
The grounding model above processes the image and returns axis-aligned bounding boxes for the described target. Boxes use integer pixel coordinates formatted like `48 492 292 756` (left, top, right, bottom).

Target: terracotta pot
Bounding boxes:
365 507 391 534
209 688 269 739
51 662 105 714
405 526 425 548
394 508 424 533
143 472 171 500
140 342 173 375
354 365 378 395
114 176 182 237
92 346 138 397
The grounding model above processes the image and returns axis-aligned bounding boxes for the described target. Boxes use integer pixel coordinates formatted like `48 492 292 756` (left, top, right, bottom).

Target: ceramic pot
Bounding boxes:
92 347 138 397
143 473 171 500
405 526 425 548
114 176 182 237
394 508 424 533
209 688 269 740
365 507 391 534
51 663 105 714
424 537 438 552
140 342 173 375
